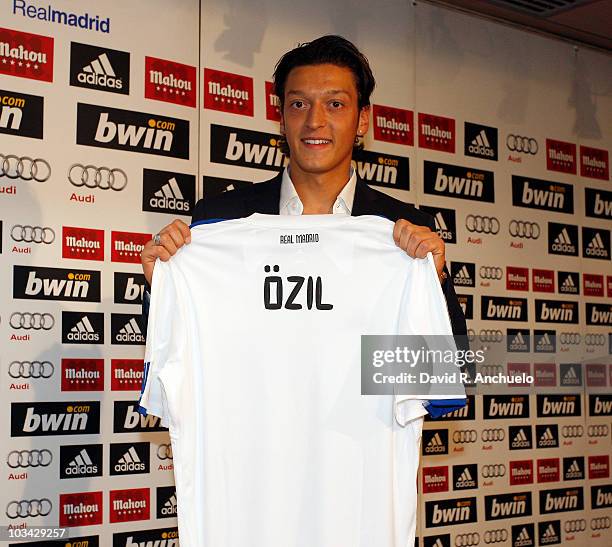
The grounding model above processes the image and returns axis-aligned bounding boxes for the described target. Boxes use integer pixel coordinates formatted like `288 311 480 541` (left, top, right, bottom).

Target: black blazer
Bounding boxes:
191 172 468 345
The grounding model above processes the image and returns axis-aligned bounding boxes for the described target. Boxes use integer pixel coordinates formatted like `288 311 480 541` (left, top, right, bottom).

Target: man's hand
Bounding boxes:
141 219 191 284
393 219 446 280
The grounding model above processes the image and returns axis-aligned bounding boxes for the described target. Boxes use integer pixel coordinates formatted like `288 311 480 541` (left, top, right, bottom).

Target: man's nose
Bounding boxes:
305 101 326 130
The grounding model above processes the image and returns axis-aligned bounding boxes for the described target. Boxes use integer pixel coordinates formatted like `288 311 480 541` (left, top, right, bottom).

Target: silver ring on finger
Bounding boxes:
153 233 162 246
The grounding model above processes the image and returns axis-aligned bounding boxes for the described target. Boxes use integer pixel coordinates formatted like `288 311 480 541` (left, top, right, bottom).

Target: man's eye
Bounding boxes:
291 100 305 109
330 101 343 108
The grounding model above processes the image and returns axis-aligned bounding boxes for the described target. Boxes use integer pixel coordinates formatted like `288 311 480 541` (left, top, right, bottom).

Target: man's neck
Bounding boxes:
289 162 352 214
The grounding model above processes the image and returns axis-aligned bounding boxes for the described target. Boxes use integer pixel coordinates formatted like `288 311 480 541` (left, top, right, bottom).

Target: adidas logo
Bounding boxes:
456 467 476 488
65 448 98 475
586 232 608 257
560 274 578 294
511 428 530 449
551 227 576 254
161 493 177 516
467 127 496 158
536 332 554 352
116 317 144 343
541 524 558 541
433 212 454 241
79 53 123 90
431 539 445 547
115 446 145 473
508 330 529 351
68 316 99 342
539 427 557 447
149 177 190 212
562 367 579 386
562 276 575 288
453 265 473 286
566 460 582 479
515 526 532 546
425 432 446 454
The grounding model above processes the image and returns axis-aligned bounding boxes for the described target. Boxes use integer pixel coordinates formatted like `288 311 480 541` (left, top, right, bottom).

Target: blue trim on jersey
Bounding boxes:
426 398 467 418
137 405 148 416
190 218 227 228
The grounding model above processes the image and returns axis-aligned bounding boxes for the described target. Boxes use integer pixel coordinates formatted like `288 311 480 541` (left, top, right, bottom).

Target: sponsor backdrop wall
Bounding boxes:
1 0 610 545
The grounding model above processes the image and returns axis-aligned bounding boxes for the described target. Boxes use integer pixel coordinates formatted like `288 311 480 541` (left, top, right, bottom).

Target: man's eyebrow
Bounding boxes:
286 89 351 96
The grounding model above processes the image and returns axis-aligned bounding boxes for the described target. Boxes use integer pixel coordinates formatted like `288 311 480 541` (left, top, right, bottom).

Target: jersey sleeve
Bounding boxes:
394 253 467 425
138 259 180 427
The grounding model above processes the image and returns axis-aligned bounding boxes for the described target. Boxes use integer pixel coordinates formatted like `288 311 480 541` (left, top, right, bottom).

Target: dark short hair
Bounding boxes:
273 35 376 111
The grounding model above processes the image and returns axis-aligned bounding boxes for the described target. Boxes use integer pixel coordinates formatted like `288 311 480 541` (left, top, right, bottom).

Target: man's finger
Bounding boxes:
173 219 192 243
163 227 186 249
158 232 179 255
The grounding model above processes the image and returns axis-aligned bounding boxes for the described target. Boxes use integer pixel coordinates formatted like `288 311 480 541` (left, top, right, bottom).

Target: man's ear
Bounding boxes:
279 110 285 135
357 105 370 136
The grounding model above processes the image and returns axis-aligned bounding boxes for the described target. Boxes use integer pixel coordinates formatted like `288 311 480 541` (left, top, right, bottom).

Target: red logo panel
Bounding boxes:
532 269 554 293
607 276 612 298
61 358 104 391
204 68 253 116
59 491 102 527
546 138 576 174
145 56 196 108
0 27 54 82
109 487 150 523
583 273 604 297
373 104 414 146
418 113 455 153
265 81 281 122
111 359 144 391
589 455 610 479
586 364 607 387
62 227 104 261
422 466 448 493
534 363 556 387
506 266 529 291
510 460 533 485
111 231 151 264
580 145 609 180
537 458 560 483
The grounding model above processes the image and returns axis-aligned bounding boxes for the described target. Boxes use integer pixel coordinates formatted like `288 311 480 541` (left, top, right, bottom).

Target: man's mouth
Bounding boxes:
302 138 332 145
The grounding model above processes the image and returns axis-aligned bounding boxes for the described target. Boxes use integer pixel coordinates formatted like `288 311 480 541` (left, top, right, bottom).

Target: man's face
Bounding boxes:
280 63 369 177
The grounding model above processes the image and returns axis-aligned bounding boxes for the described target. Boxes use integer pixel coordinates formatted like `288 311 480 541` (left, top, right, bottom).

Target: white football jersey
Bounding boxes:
140 213 465 547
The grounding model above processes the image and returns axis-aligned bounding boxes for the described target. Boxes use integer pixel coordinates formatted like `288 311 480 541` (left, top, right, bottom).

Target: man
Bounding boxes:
141 35 466 340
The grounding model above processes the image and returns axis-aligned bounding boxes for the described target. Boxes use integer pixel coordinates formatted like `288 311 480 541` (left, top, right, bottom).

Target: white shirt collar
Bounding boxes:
279 166 356 216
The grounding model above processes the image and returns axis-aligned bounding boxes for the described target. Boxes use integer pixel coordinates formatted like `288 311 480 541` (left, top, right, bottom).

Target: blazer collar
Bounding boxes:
351 178 384 216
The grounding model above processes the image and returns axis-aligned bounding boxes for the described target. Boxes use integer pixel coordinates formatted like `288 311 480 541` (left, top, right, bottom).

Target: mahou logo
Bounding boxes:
422 466 449 493
204 68 253 116
373 104 414 146
59 491 102 527
111 231 151 263
76 103 190 159
265 81 281 121
145 56 196 108
583 273 604 297
534 362 556 385
61 358 104 391
546 138 576 174
580 145 609 180
62 227 104 261
532 269 554 293
0 27 54 82
537 458 560 483
111 359 144 391
418 112 455 153
509 460 533 486
588 455 610 479
0 88 44 139
506 266 529 291
109 487 150 523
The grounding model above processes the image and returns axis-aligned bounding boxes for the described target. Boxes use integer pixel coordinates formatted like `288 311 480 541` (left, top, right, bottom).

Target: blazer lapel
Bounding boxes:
351 178 383 216
244 172 283 215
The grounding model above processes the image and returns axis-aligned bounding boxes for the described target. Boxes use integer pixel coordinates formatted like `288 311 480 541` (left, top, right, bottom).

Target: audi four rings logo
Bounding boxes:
9 361 55 379
562 425 584 438
509 220 540 239
467 329 476 342
455 532 480 546
68 163 128 190
590 517 611 530
10 225 56 244
585 333 605 346
453 430 477 443
9 312 55 330
479 330 503 343
506 134 538 154
565 519 586 533
560 332 580 345
480 365 503 376
479 266 503 280
481 464 506 478
0 154 51 182
157 444 173 460
481 429 505 442
466 215 500 234
588 424 609 437
483 529 507 543
6 498 52 518
7 449 53 468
